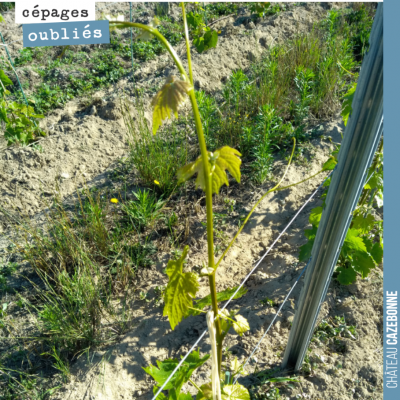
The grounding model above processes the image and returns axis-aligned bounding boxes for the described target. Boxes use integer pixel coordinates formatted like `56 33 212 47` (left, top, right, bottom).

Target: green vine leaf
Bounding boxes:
230 357 248 376
152 75 193 135
221 384 250 400
352 250 375 278
153 386 167 400
196 383 213 400
145 350 209 394
219 309 233 335
299 225 317 262
342 229 367 256
309 207 323 227
163 246 199 330
299 239 314 262
364 174 383 191
193 28 218 53
232 314 250 337
177 146 242 194
341 82 357 126
188 286 247 316
370 242 383 265
336 267 357 285
322 156 337 171
0 69 12 88
187 12 203 29
351 214 375 235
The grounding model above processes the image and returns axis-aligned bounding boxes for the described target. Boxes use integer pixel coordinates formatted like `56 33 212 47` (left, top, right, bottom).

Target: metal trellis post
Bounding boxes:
281 3 383 371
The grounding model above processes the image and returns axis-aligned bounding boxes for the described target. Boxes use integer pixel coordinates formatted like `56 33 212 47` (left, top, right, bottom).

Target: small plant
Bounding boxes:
109 6 338 398
249 3 272 18
0 262 17 292
187 8 219 54
122 97 189 196
0 69 46 145
122 189 165 232
299 138 383 285
312 316 357 344
259 297 276 307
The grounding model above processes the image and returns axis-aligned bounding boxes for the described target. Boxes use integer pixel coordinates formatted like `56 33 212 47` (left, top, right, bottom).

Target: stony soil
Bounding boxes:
0 3 383 400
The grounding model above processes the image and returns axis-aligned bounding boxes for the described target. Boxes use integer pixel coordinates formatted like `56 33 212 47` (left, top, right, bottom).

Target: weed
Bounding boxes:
0 2 14 12
123 97 189 196
0 262 18 292
204 2 238 20
259 297 276 307
121 189 165 232
0 69 46 145
312 316 357 344
299 141 383 285
252 368 299 400
153 285 166 306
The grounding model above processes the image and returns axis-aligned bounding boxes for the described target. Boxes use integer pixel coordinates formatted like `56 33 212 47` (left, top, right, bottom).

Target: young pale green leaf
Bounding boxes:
336 266 357 285
0 70 12 87
188 286 248 316
177 393 193 400
352 250 375 278
177 146 242 194
153 386 167 400
163 246 199 330
341 82 357 126
365 174 383 191
137 16 161 41
187 12 203 29
323 177 331 188
144 359 179 391
233 314 250 337
351 214 375 234
193 36 206 53
370 241 383 265
221 384 250 400
203 28 218 51
152 76 193 135
309 207 323 227
230 357 248 376
196 383 213 400
322 156 337 171
218 309 233 335
184 350 211 377
145 350 209 393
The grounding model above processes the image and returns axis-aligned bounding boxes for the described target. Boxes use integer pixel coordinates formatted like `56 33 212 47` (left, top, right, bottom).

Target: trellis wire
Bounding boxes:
232 257 312 385
151 169 335 400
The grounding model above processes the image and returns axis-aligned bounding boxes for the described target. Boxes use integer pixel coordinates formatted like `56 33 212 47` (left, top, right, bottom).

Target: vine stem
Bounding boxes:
189 378 203 394
112 14 223 373
181 4 194 86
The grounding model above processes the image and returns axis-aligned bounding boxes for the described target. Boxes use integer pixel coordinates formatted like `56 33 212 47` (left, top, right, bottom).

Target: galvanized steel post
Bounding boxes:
282 3 383 371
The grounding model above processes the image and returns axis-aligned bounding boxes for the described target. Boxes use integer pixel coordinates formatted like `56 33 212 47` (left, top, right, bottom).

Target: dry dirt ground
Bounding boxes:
0 3 383 400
